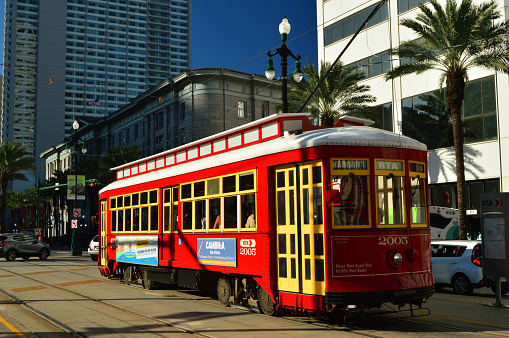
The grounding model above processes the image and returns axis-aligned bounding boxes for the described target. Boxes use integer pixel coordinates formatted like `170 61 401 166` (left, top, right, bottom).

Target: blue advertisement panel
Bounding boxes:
116 235 158 266
197 238 236 267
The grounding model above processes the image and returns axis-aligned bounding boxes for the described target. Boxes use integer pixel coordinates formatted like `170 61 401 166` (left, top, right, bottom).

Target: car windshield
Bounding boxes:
92 235 99 242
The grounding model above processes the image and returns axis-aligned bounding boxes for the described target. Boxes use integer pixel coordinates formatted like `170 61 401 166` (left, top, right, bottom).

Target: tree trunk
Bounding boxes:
446 70 467 240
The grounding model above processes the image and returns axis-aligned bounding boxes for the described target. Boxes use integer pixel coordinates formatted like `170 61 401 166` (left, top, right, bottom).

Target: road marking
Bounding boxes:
0 315 27 338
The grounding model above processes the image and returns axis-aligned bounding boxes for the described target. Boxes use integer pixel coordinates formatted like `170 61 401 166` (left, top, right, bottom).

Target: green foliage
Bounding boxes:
287 59 376 126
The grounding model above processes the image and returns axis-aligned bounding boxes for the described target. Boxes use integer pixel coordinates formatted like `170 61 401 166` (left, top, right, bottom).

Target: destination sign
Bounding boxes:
333 160 368 171
376 160 403 171
409 162 425 173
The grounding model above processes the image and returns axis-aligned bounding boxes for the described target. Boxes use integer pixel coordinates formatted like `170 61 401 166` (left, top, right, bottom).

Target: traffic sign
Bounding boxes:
73 208 81 218
71 220 78 229
34 228 41 236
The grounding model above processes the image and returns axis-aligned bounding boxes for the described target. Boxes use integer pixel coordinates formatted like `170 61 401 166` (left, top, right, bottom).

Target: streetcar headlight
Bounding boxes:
392 252 403 266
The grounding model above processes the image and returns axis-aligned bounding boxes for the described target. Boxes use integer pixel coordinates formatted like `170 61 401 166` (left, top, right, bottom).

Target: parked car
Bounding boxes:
431 240 509 295
0 233 51 261
88 235 99 261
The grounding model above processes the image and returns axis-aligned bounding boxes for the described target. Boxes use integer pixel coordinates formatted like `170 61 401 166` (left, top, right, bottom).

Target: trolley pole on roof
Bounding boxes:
265 17 304 114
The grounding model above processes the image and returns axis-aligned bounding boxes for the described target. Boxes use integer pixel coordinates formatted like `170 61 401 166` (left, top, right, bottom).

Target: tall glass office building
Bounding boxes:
1 0 191 189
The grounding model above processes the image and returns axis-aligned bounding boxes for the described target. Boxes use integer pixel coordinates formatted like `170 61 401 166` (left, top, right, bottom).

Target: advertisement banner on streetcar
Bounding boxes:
116 235 158 266
197 238 236 267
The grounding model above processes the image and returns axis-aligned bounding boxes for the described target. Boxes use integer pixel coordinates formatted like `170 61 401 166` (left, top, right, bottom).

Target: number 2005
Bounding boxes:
240 248 256 256
378 236 408 246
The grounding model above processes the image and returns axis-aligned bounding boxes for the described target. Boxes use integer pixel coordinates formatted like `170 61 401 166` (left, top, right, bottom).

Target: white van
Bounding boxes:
429 206 459 240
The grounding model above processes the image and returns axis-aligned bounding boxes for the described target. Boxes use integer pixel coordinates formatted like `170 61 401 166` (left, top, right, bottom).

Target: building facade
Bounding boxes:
39 68 282 239
317 0 509 237
2 0 191 190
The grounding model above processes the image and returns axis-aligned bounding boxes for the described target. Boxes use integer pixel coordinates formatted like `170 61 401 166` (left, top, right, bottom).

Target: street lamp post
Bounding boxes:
265 17 304 114
70 120 87 256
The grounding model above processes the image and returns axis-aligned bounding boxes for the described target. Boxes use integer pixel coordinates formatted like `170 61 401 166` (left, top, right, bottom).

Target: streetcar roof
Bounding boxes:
99 125 426 194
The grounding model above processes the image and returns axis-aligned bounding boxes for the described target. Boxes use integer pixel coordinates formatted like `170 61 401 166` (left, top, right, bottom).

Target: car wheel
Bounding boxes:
452 274 473 295
39 248 50 260
5 250 16 261
491 285 509 296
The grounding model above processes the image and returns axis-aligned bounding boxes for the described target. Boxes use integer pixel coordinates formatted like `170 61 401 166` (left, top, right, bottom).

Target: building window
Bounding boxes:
126 128 130 143
119 132 123 145
398 0 430 14
155 112 163 130
238 101 246 119
324 2 388 47
359 102 393 131
180 102 185 120
346 50 391 80
134 124 138 140
262 101 269 118
402 75 496 149
179 127 186 145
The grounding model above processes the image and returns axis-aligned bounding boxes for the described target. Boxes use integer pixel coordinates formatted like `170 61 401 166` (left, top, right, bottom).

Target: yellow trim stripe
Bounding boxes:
0 315 27 338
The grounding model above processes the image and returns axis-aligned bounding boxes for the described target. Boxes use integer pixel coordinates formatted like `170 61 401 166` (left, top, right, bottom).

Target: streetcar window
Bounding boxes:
110 198 116 209
195 200 206 230
302 188 310 224
313 187 323 225
118 210 124 232
278 234 286 254
141 191 148 204
207 178 219 195
117 197 123 208
410 176 427 225
133 208 140 231
172 204 178 232
291 258 296 278
302 168 309 185
312 166 322 184
172 187 179 202
150 190 157 204
182 202 192 230
141 207 149 231
289 171 294 186
132 193 139 206
223 196 237 228
315 259 325 282
277 191 286 226
304 234 310 255
125 209 132 232
332 175 369 226
111 211 117 232
239 172 254 191
182 184 191 199
314 233 324 255
279 258 287 278
305 259 311 280
376 175 406 226
277 171 285 188
164 189 171 203
194 181 205 197
163 206 170 232
223 175 236 193
209 198 220 230
290 234 296 254
241 194 255 228
150 206 158 231
124 195 131 207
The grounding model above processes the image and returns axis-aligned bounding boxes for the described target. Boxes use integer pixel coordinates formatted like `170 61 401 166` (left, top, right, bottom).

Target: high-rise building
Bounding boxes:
1 0 191 189
317 0 508 238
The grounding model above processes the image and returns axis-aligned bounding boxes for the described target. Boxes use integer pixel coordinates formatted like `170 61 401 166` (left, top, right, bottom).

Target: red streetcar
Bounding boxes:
97 113 434 316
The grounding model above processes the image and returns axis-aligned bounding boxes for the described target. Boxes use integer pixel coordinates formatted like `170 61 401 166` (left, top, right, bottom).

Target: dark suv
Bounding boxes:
0 234 51 261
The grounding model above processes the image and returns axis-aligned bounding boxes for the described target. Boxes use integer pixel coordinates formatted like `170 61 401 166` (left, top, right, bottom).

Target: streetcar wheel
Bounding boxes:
491 285 509 296
39 249 50 260
123 266 132 285
142 269 155 290
6 250 16 261
217 277 231 306
258 286 277 316
452 274 473 295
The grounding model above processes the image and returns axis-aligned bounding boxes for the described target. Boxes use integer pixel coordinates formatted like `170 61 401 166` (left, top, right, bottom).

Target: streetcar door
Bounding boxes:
276 161 325 296
100 200 107 266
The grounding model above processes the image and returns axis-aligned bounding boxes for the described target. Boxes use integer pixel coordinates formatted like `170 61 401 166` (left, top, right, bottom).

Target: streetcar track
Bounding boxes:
4 259 509 337
0 262 215 338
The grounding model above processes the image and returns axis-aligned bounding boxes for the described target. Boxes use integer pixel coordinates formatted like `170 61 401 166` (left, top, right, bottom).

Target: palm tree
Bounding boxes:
98 145 143 184
0 142 35 232
7 191 28 232
385 0 509 239
288 59 376 126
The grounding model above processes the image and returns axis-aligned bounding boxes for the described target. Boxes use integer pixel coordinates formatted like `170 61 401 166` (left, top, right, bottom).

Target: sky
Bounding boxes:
0 1 318 77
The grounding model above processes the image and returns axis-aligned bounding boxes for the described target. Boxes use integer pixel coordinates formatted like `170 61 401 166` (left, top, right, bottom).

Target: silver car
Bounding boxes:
432 240 509 295
88 235 99 261
0 234 51 261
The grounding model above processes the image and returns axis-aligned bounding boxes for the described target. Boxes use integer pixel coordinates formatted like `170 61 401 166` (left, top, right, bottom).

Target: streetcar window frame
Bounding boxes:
374 159 406 228
330 158 371 229
179 169 257 233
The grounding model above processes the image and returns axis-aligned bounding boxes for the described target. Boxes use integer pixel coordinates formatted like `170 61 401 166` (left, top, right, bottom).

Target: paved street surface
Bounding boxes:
0 251 507 337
